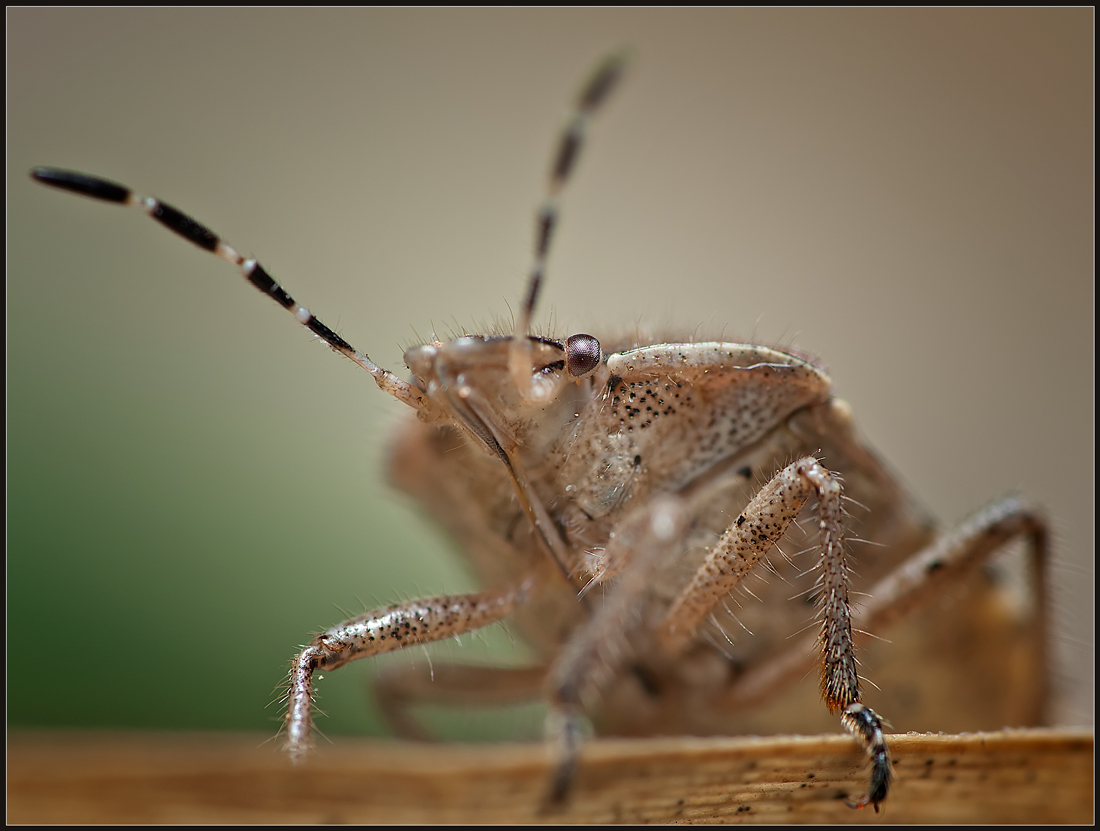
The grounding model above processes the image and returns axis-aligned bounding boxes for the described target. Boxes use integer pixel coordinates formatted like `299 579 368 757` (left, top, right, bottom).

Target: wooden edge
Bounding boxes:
7 727 1093 824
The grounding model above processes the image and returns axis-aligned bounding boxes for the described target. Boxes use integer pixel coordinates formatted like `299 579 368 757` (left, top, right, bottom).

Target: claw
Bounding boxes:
841 703 893 811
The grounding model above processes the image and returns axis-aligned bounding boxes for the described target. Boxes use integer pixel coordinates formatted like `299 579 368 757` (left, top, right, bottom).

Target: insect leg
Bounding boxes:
29 167 426 411
657 456 893 810
713 495 1046 810
544 497 685 804
285 582 531 762
374 663 547 741
509 51 628 402
723 496 1048 714
860 497 1047 651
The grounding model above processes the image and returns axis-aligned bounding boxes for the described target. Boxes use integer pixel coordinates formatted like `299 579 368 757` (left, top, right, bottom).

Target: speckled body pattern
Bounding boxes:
379 330 1046 809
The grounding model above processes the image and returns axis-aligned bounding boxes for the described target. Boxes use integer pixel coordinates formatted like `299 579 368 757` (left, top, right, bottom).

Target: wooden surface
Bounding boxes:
7 728 1092 824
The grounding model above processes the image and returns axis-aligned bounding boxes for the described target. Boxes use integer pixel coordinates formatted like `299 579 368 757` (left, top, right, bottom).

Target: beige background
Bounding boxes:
8 8 1092 738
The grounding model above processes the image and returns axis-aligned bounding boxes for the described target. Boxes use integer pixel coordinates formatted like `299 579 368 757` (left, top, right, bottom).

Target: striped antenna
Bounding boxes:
30 167 424 411
509 51 630 400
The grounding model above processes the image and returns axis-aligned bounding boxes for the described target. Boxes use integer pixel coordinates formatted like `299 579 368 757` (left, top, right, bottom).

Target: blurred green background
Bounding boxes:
8 8 1092 742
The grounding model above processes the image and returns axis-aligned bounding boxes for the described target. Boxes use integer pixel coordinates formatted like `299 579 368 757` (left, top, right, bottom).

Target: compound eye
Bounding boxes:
566 333 602 378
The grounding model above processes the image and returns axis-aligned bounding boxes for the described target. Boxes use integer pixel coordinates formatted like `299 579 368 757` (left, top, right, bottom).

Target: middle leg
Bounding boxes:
374 662 548 741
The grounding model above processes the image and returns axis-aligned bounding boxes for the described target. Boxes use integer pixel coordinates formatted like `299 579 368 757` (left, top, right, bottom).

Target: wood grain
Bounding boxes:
8 728 1092 824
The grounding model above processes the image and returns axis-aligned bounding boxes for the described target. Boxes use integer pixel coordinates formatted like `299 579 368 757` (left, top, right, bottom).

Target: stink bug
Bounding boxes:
28 48 1056 814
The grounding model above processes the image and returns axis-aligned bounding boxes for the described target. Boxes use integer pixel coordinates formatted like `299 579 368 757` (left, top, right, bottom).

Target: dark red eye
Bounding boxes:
566 333 601 377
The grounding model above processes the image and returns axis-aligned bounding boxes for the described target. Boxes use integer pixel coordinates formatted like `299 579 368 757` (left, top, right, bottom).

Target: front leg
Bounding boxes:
658 456 892 810
544 498 686 805
285 582 529 762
